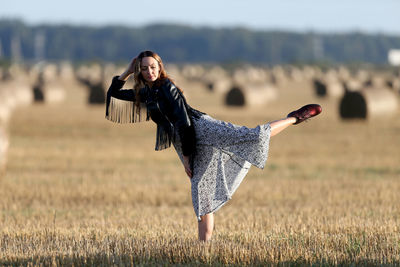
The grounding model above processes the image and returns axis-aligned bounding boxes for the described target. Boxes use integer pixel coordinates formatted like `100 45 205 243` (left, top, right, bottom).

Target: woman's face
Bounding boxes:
140 56 160 83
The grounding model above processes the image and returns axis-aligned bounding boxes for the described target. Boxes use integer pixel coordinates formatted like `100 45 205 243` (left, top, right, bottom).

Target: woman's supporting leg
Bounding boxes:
269 117 296 137
198 213 214 241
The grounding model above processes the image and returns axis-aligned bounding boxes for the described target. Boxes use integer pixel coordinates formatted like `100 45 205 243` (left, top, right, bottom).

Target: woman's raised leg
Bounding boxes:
198 213 214 241
270 117 296 137
270 104 322 137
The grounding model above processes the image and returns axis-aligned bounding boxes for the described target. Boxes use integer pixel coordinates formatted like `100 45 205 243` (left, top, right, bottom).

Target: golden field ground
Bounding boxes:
1 77 400 266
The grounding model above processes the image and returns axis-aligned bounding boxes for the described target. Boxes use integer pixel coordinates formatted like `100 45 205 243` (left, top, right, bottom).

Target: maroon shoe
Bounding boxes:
287 104 322 125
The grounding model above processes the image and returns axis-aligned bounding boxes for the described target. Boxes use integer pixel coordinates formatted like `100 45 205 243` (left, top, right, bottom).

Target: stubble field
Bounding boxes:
1 77 400 266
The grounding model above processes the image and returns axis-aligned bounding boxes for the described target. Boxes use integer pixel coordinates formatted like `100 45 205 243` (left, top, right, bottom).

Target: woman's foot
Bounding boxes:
287 104 322 125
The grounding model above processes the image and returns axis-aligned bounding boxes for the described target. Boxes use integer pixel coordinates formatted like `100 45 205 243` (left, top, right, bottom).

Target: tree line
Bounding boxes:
0 19 400 65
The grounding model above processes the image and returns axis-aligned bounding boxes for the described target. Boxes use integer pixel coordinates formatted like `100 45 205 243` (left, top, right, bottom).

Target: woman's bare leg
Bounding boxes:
269 117 296 137
198 213 214 241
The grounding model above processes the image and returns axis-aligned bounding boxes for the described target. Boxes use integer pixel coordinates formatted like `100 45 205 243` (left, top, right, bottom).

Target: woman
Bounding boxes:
105 51 322 241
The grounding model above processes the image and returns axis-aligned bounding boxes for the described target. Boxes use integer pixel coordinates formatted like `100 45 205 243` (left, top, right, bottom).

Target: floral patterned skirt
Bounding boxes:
173 114 271 221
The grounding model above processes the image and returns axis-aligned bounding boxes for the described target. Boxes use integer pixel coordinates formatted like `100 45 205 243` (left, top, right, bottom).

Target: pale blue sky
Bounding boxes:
1 0 400 34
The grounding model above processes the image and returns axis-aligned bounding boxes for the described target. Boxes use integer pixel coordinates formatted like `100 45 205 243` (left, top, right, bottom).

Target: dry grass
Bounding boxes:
1 78 400 266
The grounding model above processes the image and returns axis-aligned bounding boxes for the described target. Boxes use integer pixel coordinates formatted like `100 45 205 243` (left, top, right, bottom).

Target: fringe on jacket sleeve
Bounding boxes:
105 76 148 123
106 97 147 123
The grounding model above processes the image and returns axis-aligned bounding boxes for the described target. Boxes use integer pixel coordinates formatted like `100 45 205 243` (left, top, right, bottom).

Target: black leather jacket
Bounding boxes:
105 76 202 156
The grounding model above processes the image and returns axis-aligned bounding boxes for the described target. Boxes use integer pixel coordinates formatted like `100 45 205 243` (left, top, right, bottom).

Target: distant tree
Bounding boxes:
1 19 400 65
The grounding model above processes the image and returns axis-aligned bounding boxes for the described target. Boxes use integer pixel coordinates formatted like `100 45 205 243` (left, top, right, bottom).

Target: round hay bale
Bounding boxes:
302 66 319 80
232 66 268 84
225 83 278 107
165 64 184 83
247 67 269 83
0 127 9 172
0 101 12 124
76 74 105 104
59 62 75 81
202 66 230 93
270 66 287 85
181 64 205 80
43 64 59 82
313 78 344 98
32 74 65 104
364 75 386 88
287 66 304 82
313 79 326 96
337 66 351 80
11 80 34 107
33 74 45 102
0 82 18 110
88 83 105 104
44 85 66 104
355 70 370 83
204 66 227 79
206 78 232 94
339 87 398 119
386 77 400 94
343 78 363 92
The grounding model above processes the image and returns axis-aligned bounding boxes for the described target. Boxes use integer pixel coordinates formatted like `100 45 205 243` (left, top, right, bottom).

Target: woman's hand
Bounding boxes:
183 155 193 178
126 57 137 74
119 57 137 81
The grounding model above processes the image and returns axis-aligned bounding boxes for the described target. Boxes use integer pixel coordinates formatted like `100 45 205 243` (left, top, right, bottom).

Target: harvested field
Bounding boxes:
1 76 400 266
